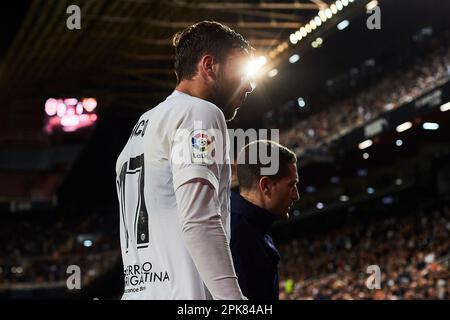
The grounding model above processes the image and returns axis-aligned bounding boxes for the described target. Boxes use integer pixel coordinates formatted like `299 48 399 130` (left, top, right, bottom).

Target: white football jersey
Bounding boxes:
115 90 231 299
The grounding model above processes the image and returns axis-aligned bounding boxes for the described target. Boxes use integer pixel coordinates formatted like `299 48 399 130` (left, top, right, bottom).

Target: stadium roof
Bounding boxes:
0 0 327 108
1 0 449 139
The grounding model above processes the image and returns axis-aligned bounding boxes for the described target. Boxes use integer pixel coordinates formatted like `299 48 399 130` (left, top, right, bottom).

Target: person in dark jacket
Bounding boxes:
231 140 300 300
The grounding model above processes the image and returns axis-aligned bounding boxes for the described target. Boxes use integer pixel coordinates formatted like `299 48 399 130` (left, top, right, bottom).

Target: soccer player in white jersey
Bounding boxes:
115 21 253 299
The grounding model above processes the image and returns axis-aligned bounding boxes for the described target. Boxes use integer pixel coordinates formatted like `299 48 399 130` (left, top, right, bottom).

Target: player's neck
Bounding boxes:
175 81 215 105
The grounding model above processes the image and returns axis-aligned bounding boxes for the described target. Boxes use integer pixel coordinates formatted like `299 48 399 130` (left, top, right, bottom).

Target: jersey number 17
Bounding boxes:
117 153 149 252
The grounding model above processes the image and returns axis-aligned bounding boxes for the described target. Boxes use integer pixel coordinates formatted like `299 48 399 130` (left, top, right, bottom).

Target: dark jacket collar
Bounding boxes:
231 191 275 233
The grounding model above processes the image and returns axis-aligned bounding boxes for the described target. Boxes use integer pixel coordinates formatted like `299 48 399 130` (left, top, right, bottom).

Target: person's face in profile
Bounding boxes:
213 48 254 121
266 163 300 220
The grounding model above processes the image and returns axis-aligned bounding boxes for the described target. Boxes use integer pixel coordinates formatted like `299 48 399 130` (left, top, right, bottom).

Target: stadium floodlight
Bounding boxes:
312 37 323 48
316 202 324 209
309 20 317 30
289 31 303 44
319 11 327 22
366 0 378 10
331 4 338 14
422 122 439 130
289 54 300 64
336 0 343 10
396 139 403 147
342 0 349 6
305 23 312 33
340 195 349 202
83 239 93 247
325 8 333 19
314 16 322 26
396 121 412 133
297 97 306 107
395 178 403 186
300 27 307 37
362 152 369 159
268 69 278 78
440 101 450 112
367 187 375 194
358 139 373 150
337 20 350 30
290 33 298 44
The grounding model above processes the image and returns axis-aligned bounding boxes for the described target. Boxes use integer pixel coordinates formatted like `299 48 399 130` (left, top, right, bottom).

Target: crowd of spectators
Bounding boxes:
3 199 447 300
270 33 450 155
278 201 450 299
0 211 119 289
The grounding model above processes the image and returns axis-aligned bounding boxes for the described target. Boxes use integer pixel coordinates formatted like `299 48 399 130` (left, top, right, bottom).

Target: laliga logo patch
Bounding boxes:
192 132 211 151
190 130 214 164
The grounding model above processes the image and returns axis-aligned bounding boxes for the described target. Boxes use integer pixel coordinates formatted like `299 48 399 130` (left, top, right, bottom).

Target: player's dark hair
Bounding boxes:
172 21 251 84
236 140 297 191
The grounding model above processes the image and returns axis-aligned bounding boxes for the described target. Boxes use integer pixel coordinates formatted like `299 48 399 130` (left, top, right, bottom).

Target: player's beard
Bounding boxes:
225 107 240 123
213 70 241 122
281 211 290 221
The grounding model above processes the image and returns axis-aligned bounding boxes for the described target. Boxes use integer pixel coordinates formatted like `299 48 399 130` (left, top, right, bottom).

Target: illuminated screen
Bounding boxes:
44 97 98 133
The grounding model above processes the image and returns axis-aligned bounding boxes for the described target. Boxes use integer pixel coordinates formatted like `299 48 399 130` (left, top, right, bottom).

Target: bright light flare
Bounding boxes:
245 56 267 78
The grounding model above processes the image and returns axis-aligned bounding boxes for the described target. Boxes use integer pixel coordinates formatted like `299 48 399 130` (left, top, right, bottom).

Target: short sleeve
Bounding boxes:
169 102 227 193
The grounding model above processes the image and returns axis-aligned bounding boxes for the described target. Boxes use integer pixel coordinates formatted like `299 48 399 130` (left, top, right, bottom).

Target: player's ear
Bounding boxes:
200 54 217 80
259 176 272 198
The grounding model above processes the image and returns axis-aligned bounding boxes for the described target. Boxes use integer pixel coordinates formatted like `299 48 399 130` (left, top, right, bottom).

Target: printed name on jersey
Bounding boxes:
128 119 149 141
190 129 215 164
123 262 170 290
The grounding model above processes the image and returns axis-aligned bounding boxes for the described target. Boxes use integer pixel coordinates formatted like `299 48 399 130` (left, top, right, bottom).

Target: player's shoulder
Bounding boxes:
167 90 225 122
